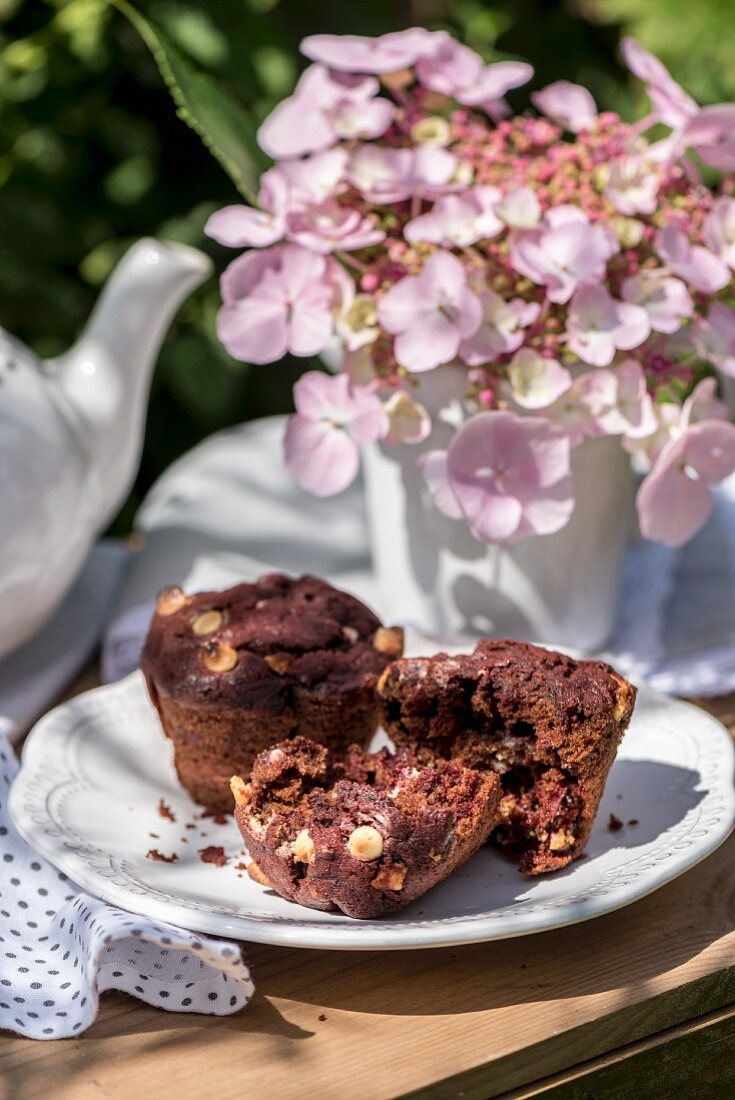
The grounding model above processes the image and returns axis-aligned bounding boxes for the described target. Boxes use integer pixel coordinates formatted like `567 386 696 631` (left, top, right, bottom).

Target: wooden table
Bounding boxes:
2 693 734 1100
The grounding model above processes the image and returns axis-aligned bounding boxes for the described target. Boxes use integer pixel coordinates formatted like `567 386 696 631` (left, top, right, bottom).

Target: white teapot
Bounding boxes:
0 238 212 660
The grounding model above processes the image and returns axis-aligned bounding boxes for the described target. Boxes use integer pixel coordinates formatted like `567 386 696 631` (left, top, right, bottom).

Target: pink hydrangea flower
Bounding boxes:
693 302 735 377
681 377 728 428
506 349 572 410
566 283 650 366
416 38 532 111
284 371 384 496
348 144 459 204
494 186 542 228
420 412 574 542
679 105 735 171
216 245 350 363
578 359 657 439
621 268 693 334
205 169 289 248
604 155 660 216
258 66 395 159
382 390 432 445
702 196 735 268
205 151 382 254
531 81 597 132
510 207 619 304
656 222 730 293
300 28 437 73
637 420 735 547
277 148 348 203
378 251 482 372
620 37 698 130
286 202 384 253
460 289 540 364
404 187 503 247
546 374 604 447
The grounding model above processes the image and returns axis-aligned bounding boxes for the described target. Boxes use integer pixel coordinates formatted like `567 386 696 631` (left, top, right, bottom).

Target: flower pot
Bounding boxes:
362 370 635 653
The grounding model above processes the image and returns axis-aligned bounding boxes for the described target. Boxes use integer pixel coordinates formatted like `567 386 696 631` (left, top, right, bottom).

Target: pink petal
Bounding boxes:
284 415 360 497
636 460 714 547
257 84 335 158
531 81 597 132
378 273 427 335
394 315 462 372
459 61 534 107
620 38 697 129
614 301 652 350
289 303 334 357
293 370 349 419
300 29 436 74
418 450 464 519
205 205 283 248
683 420 735 482
656 224 729 293
680 105 735 170
332 96 396 141
216 299 287 364
220 249 281 304
446 412 573 543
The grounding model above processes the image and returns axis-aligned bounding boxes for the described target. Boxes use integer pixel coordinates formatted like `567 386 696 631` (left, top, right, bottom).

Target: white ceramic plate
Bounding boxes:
10 666 735 950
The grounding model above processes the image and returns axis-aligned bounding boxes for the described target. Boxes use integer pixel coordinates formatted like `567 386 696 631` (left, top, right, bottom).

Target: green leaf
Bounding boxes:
109 0 261 201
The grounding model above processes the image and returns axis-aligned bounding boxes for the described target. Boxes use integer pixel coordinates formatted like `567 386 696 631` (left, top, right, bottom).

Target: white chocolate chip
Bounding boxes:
347 825 384 862
342 626 359 644
156 586 190 616
373 626 404 657
265 653 292 675
202 642 238 672
371 864 407 892
191 609 224 636
291 829 316 864
549 829 575 852
230 776 251 807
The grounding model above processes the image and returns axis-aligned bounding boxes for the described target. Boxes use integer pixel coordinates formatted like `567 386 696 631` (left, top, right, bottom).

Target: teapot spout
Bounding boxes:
47 238 212 530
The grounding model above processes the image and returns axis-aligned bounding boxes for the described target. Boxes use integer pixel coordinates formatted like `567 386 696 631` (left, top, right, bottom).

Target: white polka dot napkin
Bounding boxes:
0 737 254 1040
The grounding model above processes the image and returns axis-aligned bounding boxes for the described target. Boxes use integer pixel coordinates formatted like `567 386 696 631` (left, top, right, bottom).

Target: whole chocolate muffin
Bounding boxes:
377 640 636 875
141 574 403 813
231 737 501 919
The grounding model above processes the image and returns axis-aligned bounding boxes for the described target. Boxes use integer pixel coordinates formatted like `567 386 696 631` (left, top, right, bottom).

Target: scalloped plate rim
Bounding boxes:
9 665 735 951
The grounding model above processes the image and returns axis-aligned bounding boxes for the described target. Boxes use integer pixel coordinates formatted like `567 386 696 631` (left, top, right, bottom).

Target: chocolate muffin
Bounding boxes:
231 736 501 919
377 640 636 875
141 574 403 813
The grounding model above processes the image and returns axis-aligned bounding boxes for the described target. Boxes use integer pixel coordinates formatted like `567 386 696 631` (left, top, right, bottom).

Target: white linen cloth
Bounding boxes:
0 542 130 744
0 550 254 1042
104 416 735 697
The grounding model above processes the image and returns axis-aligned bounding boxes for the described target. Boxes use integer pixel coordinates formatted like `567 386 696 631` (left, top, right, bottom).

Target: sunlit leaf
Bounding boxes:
110 0 262 200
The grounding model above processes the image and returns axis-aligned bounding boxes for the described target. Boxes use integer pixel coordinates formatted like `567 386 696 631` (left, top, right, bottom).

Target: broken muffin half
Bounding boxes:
377 640 636 875
231 736 501 919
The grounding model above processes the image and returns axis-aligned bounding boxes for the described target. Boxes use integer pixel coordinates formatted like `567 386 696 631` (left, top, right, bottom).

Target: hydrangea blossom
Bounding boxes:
284 371 384 495
421 412 574 542
637 421 735 546
206 27 735 548
510 208 619 304
377 251 482 372
532 81 597 133
216 246 350 363
566 284 650 367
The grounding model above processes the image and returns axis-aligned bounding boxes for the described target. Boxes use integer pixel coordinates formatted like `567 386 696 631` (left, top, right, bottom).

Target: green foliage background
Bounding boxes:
2 0 734 531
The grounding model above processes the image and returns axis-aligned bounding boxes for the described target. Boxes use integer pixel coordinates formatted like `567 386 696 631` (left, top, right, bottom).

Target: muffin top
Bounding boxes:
142 573 403 708
377 639 635 779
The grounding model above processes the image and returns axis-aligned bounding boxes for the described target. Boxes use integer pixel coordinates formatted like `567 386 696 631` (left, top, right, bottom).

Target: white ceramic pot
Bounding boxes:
362 369 635 653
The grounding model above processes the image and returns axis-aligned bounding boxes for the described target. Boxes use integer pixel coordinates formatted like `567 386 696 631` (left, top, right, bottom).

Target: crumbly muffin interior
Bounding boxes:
378 641 635 874
232 736 501 917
